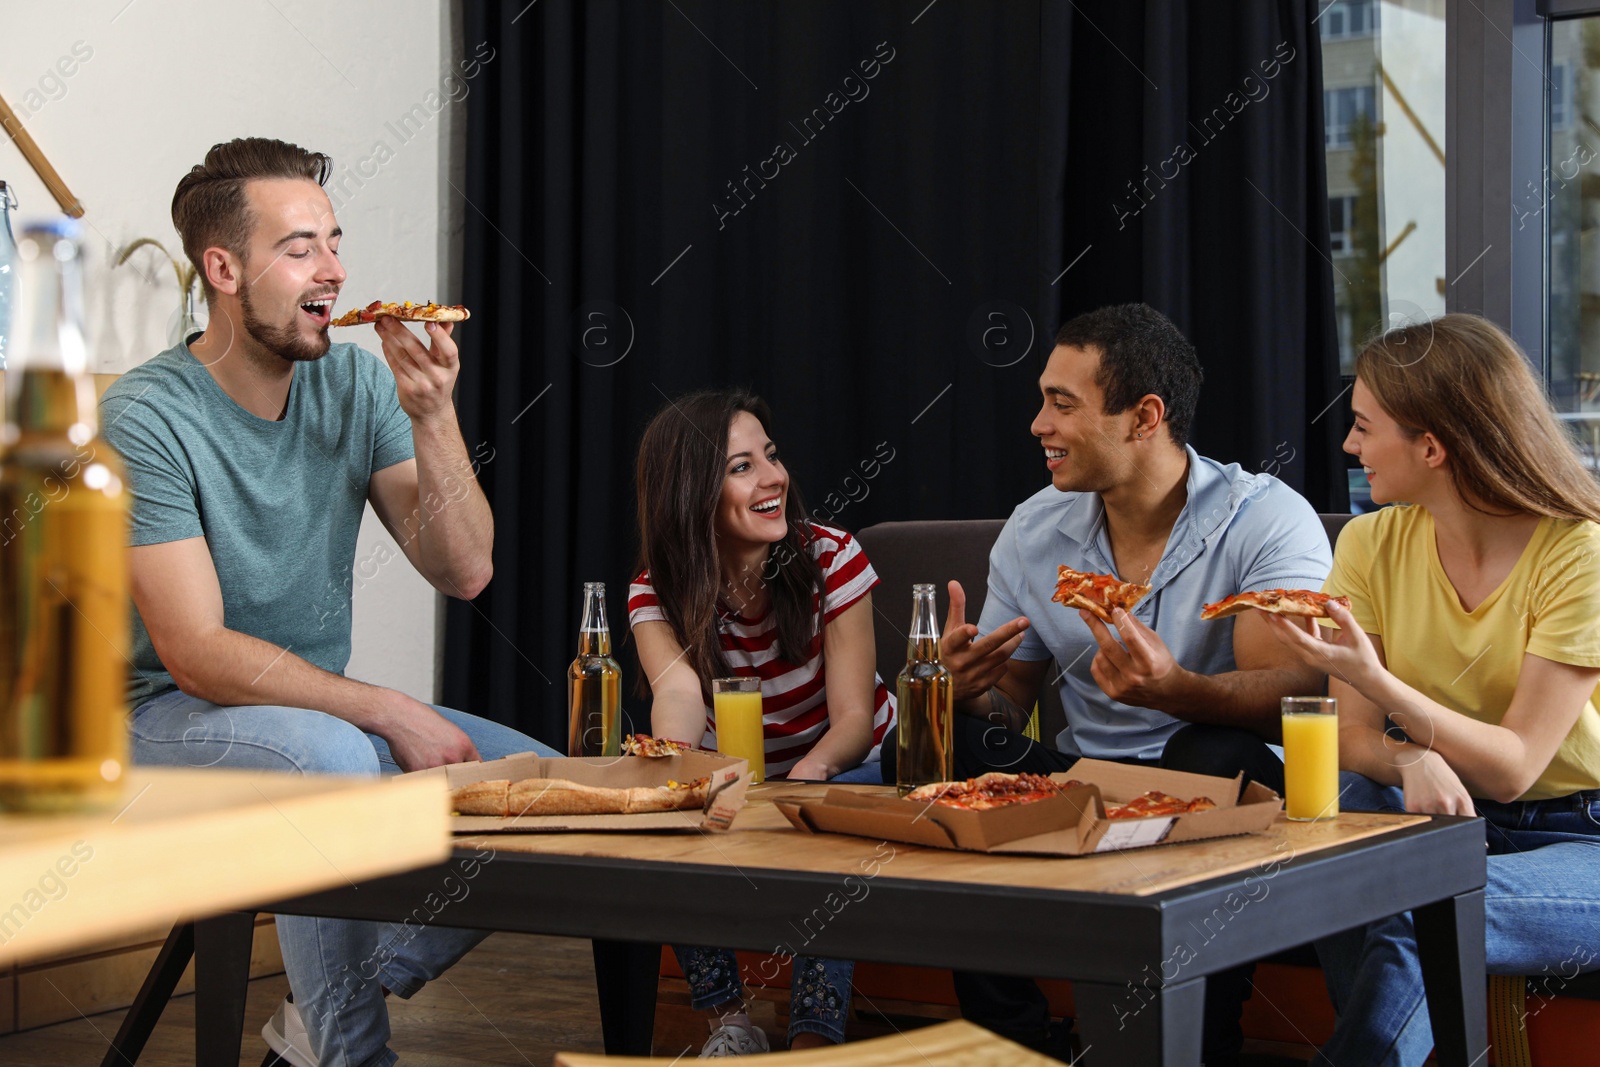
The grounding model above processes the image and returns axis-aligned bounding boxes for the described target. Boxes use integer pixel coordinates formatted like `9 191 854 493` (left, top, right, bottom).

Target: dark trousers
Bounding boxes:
880 716 1286 1064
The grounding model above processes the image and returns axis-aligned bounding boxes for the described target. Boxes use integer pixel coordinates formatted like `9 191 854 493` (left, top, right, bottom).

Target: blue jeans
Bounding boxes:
671 761 875 1045
826 762 882 784
1315 771 1600 1066
674 945 854 1046
132 688 554 1067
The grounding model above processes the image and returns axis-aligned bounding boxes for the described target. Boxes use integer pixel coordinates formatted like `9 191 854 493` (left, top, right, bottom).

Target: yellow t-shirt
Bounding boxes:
1325 505 1600 801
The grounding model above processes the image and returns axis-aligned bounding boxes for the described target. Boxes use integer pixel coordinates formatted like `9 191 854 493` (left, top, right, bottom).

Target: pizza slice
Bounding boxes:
1106 790 1218 819
1051 565 1151 623
622 734 693 758
905 772 1063 810
331 299 471 327
1199 589 1351 621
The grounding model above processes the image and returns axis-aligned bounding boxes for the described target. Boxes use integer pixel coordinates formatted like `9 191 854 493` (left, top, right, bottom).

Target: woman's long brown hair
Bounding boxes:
633 391 826 696
1357 313 1600 523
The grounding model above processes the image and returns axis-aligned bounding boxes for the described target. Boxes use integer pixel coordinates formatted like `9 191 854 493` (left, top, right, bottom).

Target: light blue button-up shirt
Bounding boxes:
978 447 1332 761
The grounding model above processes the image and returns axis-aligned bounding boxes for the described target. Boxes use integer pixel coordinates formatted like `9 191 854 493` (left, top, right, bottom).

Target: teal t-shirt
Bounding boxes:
99 340 415 707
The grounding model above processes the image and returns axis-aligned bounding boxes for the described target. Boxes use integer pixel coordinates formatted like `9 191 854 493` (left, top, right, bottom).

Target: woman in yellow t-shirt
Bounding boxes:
1268 313 1600 1066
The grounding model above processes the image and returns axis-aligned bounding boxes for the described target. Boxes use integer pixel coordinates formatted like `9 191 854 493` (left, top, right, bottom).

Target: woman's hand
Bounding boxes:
787 754 833 781
1398 748 1477 816
1262 601 1384 693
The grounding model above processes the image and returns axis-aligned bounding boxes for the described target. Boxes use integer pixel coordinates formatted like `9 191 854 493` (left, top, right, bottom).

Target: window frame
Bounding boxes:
1446 0 1549 376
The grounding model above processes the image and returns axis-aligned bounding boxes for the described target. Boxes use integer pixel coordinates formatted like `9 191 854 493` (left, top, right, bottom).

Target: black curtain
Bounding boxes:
1047 2 1348 512
446 0 1344 743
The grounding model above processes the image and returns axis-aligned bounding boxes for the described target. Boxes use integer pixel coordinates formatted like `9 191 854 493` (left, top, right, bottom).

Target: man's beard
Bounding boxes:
239 278 331 363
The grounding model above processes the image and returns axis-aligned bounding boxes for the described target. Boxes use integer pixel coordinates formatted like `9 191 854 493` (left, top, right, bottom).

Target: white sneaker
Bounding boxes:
263 995 318 1067
698 1022 771 1057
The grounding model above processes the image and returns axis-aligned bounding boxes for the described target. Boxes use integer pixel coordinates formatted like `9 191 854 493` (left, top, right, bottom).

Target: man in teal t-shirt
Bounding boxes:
101 137 553 1067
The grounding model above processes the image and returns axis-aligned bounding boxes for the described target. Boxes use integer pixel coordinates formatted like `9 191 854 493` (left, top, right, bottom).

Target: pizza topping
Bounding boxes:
1199 589 1351 621
622 734 694 758
903 774 1219 821
906 772 1065 810
1051 565 1151 623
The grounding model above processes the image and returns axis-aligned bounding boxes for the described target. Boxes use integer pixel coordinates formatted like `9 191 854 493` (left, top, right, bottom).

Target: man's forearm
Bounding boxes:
1150 666 1324 736
169 627 396 734
410 413 494 597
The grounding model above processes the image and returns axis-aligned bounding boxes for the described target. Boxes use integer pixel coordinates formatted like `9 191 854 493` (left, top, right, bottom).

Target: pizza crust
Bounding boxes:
451 779 510 817
1061 590 1119 623
1199 590 1351 621
508 778 633 816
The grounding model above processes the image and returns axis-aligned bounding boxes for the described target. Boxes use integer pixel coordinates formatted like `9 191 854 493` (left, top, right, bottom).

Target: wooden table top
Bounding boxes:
461 782 1429 898
0 767 451 966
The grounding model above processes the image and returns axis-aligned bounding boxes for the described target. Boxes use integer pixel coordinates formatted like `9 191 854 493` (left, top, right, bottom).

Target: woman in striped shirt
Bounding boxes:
629 390 894 1054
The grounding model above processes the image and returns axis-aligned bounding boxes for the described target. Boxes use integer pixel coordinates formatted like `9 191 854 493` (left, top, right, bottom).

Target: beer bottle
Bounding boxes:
567 581 622 757
896 583 953 796
0 218 130 811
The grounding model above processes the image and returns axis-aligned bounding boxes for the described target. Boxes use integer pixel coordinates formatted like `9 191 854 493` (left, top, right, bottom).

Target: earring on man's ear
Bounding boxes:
1137 432 1143 438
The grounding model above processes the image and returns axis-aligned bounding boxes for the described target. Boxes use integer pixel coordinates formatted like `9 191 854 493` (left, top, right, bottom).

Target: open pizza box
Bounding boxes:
774 759 1281 856
404 750 751 833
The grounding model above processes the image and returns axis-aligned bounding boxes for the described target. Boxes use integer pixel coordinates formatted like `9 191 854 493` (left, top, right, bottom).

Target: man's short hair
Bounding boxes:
1053 303 1203 445
171 137 333 298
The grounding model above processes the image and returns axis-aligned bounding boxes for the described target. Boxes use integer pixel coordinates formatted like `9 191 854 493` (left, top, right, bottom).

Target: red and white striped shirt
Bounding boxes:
628 524 896 777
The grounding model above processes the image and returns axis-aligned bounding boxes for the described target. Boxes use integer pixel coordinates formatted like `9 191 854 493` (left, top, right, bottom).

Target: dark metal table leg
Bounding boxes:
1074 975 1205 1066
591 939 659 1055
101 922 195 1067
1415 889 1487 1067
193 911 257 1067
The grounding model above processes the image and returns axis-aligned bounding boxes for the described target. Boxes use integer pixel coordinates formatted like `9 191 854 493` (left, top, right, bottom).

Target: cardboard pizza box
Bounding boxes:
404 749 751 833
773 759 1281 856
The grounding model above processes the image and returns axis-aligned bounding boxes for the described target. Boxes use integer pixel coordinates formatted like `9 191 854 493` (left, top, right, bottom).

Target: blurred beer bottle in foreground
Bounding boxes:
896 583 953 796
0 219 129 812
567 581 622 757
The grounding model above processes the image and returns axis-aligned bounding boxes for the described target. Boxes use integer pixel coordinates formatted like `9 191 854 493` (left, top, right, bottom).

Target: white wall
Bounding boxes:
3 0 478 703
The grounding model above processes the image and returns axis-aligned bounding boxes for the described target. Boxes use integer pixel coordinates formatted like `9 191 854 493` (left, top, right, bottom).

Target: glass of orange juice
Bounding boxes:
712 677 765 784
1282 696 1339 820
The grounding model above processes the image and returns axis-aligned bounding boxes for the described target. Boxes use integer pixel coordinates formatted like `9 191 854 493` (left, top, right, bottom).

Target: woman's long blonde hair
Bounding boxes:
1356 313 1600 523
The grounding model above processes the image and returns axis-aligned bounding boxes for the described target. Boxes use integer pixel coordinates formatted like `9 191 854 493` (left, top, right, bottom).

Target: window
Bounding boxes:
1546 20 1600 418
1320 0 1445 510
1325 86 1377 149
1320 0 1378 40
1328 195 1357 253
1551 62 1570 130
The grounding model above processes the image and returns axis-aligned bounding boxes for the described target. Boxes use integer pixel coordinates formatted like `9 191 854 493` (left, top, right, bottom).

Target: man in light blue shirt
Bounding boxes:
881 303 1330 1066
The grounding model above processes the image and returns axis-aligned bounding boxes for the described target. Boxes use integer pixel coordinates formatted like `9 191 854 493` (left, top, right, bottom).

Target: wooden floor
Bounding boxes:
0 933 1314 1066
0 932 606 1066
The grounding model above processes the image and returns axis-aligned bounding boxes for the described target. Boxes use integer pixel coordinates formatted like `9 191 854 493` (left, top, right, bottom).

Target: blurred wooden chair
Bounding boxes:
556 1018 1059 1065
